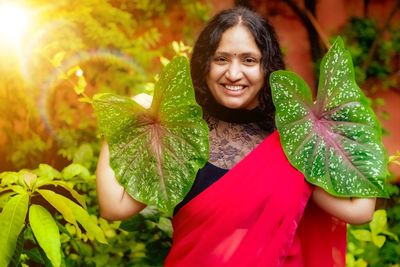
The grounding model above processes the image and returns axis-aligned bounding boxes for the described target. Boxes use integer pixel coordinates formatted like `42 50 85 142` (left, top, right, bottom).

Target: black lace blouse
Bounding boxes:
173 100 275 215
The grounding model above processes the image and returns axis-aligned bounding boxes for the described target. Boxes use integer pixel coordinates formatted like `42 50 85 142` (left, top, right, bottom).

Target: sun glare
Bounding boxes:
0 3 31 46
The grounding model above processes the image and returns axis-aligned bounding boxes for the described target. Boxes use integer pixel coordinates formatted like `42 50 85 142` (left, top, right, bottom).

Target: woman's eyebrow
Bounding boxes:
214 51 261 57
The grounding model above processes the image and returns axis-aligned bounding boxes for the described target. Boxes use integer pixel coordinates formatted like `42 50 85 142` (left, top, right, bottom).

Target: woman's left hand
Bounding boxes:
311 186 376 225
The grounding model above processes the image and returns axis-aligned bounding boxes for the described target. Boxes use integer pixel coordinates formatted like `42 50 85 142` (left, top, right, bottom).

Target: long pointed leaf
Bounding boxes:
9 227 26 267
69 204 107 244
29 204 61 267
0 194 29 267
49 181 87 209
39 190 106 244
66 197 107 244
35 180 86 209
270 37 388 197
37 189 78 227
93 56 209 215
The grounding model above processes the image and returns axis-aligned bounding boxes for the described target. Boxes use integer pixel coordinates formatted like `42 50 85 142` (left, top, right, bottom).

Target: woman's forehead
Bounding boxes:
215 25 261 56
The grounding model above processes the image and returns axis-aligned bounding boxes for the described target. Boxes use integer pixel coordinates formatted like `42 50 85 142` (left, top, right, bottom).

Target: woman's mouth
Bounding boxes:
224 84 245 91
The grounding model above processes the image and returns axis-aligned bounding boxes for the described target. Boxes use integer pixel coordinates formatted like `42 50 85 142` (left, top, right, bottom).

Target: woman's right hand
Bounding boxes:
96 141 147 220
95 93 152 221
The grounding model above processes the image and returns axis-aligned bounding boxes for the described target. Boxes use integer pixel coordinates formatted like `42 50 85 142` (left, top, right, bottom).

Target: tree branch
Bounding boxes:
361 0 400 74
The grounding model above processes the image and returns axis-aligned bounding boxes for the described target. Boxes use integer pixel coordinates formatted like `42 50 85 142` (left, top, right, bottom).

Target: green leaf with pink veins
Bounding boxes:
93 56 209 215
270 37 389 198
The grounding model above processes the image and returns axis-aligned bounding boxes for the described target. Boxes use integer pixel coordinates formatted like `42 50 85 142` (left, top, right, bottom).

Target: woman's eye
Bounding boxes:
213 57 228 64
243 57 257 65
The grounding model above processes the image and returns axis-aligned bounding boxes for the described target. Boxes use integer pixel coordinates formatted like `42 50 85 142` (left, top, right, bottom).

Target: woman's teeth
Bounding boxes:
224 85 244 91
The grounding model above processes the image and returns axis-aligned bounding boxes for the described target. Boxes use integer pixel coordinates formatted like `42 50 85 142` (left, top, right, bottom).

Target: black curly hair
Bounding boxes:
190 6 285 120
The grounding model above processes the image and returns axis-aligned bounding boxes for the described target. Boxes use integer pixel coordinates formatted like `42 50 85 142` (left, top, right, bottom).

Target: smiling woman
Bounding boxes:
96 6 377 267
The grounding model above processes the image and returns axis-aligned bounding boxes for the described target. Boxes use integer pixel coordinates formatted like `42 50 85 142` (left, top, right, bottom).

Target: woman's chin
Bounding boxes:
221 101 247 110
219 99 257 110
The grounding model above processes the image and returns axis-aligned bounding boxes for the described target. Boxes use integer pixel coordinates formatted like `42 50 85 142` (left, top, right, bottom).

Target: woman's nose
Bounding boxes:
225 61 243 81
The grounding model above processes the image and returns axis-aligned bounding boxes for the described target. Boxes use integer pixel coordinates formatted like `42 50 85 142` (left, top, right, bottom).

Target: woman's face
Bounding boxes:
206 25 264 110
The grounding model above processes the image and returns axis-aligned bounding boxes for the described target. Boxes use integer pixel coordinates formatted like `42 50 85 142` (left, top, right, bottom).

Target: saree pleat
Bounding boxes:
297 200 347 267
165 131 346 267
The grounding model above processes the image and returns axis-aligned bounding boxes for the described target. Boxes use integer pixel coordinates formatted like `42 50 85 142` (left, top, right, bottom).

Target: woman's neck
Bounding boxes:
204 97 266 124
205 113 274 169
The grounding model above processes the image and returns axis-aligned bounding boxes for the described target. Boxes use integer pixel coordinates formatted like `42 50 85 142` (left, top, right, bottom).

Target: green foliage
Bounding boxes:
93 57 209 215
347 183 400 266
77 209 172 267
29 204 62 267
340 12 400 266
1 2 211 262
1 147 174 266
389 151 400 167
342 17 400 88
0 163 106 266
350 210 397 247
0 194 29 267
0 0 211 171
270 37 388 198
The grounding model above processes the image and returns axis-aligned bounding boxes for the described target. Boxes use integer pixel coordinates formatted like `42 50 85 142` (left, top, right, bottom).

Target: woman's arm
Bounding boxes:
96 141 146 220
96 93 152 220
312 186 376 225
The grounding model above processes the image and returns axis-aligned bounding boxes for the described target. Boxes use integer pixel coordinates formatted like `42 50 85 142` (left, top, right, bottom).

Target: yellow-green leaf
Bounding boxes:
160 56 170 66
67 199 107 244
66 65 80 77
29 205 61 267
0 172 18 186
62 163 90 180
351 229 371 242
51 51 66 67
37 189 77 227
0 194 29 267
33 164 61 183
6 185 26 195
0 191 15 208
39 190 106 244
172 41 180 54
388 152 400 165
51 181 87 209
381 230 399 242
370 209 387 235
74 73 87 95
371 234 386 248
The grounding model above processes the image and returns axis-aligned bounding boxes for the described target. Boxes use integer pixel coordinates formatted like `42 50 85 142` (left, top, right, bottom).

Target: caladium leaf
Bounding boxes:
270 37 388 198
93 56 209 215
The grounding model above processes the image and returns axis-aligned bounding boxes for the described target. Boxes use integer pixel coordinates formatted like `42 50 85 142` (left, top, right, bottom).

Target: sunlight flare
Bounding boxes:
0 3 31 46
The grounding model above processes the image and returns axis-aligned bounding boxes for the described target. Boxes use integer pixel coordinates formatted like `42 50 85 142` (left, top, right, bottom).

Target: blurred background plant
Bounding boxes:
1 0 400 266
0 0 210 266
0 0 211 171
334 2 400 265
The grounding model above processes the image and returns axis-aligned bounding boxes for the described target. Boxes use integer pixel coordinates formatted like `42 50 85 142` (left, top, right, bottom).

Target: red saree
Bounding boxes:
165 131 346 267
